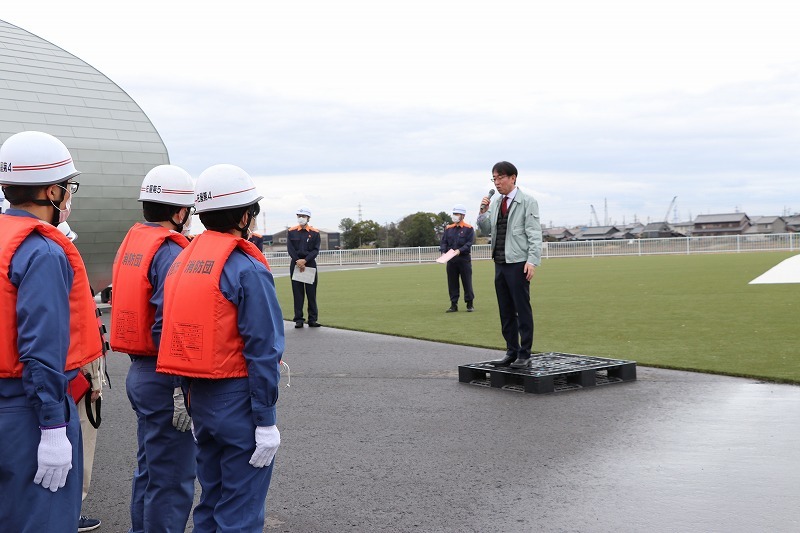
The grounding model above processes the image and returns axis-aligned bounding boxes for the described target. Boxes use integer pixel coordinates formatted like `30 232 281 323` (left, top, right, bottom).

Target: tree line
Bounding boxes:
338 212 457 248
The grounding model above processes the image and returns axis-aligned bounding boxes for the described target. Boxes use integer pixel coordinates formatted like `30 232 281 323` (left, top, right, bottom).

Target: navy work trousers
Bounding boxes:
189 378 275 533
0 382 82 533
126 357 196 533
290 261 318 323
494 261 534 358
446 255 474 304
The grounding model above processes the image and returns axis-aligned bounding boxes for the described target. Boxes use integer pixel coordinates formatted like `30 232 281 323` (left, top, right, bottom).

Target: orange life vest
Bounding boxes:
0 214 103 377
156 231 270 379
110 223 189 356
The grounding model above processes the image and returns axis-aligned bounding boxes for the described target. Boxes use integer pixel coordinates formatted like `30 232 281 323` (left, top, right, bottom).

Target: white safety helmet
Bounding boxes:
0 131 80 186
138 165 195 207
452 204 467 215
194 164 263 213
296 206 312 217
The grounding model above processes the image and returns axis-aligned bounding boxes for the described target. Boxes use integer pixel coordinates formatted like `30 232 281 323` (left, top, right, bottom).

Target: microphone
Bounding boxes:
481 189 495 212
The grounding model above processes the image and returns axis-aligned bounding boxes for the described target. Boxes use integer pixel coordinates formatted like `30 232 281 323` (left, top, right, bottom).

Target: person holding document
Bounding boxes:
440 204 475 312
287 206 321 328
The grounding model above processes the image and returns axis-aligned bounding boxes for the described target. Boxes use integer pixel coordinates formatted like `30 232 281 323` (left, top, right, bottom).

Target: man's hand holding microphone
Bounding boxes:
479 189 495 214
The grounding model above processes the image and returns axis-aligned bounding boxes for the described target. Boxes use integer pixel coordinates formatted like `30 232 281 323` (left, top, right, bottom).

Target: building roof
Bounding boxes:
694 213 749 224
750 216 783 224
580 225 619 236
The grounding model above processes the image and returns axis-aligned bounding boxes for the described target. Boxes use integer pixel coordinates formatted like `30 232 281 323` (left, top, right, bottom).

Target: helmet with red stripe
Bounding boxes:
193 164 262 213
139 165 195 207
0 131 80 186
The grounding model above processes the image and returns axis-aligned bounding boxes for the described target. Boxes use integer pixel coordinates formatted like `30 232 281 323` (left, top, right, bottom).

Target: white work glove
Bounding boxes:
34 426 72 492
249 425 280 468
172 388 191 432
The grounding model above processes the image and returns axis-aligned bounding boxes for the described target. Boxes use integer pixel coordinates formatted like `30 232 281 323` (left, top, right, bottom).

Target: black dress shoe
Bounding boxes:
510 356 531 369
294 321 304 328
308 321 321 327
445 304 458 313
489 354 516 367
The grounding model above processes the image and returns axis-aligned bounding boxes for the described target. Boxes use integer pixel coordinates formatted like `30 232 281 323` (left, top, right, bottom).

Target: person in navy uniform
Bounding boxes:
440 204 476 312
287 206 321 328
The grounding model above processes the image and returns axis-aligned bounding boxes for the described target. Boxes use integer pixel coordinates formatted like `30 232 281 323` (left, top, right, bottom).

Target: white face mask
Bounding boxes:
452 214 463 223
297 216 309 226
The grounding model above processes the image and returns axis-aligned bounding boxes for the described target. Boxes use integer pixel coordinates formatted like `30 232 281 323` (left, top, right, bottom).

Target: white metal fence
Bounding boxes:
264 233 800 268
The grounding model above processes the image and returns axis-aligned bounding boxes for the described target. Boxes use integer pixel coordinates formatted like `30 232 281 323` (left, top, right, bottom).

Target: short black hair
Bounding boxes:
492 161 518 178
199 202 260 232
1 179 69 205
142 201 184 223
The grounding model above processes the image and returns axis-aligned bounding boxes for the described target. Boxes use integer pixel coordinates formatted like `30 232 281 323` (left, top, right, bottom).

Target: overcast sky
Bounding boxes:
4 1 800 232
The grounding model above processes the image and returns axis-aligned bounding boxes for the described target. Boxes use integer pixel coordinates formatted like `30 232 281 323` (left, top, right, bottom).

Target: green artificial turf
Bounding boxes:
275 252 800 383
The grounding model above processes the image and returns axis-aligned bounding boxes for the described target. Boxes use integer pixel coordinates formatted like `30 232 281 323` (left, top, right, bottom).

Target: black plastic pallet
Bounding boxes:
458 352 636 394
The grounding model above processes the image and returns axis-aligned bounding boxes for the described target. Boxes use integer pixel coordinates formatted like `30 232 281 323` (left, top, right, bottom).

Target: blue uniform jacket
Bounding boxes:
219 248 284 426
1 209 74 427
439 221 475 257
286 226 320 265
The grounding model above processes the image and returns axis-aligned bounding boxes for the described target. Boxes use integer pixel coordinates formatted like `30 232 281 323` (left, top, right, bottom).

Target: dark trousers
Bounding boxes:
126 357 196 533
446 255 474 304
494 261 534 358
290 261 318 323
189 378 275 533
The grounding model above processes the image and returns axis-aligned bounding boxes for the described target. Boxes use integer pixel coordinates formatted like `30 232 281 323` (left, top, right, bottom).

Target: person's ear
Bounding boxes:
45 184 63 202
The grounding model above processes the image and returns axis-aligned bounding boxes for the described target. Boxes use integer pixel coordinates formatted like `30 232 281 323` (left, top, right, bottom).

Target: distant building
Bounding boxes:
269 228 341 252
692 213 751 236
640 222 684 239
744 216 787 235
782 215 800 233
574 226 621 240
620 222 645 238
671 220 694 236
543 226 574 241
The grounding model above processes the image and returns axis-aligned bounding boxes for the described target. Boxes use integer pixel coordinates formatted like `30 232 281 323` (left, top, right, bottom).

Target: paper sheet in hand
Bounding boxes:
292 266 317 284
436 250 458 264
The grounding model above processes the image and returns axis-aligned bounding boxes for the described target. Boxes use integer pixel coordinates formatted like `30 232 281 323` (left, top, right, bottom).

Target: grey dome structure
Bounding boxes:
0 19 169 291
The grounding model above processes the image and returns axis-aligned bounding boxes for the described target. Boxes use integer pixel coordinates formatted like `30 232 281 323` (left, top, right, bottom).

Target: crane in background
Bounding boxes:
663 196 677 223
590 204 601 226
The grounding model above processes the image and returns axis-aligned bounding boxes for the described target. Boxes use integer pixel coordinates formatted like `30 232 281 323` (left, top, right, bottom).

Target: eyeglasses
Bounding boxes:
65 181 80 194
490 175 509 183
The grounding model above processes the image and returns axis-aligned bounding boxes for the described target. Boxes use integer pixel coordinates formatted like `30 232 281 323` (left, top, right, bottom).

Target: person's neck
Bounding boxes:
156 220 176 230
11 203 53 223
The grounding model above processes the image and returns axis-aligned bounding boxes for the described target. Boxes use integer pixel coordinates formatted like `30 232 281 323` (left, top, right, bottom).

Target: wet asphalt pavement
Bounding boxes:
84 310 800 532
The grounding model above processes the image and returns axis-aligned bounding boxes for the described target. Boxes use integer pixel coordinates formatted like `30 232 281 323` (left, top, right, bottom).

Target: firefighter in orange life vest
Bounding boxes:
0 131 103 532
109 165 197 533
157 164 283 532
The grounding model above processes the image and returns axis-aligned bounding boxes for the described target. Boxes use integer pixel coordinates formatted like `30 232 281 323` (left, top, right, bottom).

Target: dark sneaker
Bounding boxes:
466 301 474 312
308 321 321 327
294 321 304 328
78 515 101 532
446 304 458 313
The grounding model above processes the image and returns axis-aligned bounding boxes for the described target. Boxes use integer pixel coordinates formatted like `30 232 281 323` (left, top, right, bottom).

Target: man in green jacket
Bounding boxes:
476 161 542 368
